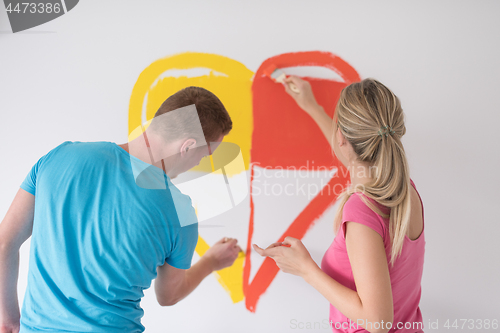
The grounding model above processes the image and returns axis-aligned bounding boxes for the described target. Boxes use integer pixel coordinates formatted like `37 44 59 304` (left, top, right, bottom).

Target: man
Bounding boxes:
0 87 241 332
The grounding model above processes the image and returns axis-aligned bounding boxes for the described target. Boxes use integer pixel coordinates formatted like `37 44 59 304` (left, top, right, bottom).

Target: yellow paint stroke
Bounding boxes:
209 155 215 172
195 235 245 303
127 52 254 172
128 53 252 303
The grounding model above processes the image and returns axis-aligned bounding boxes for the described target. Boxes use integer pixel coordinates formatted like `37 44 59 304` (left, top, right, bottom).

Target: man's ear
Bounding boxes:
180 139 196 157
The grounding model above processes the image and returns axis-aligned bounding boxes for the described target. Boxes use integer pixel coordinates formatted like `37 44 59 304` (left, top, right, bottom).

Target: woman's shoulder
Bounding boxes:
343 192 384 219
345 191 389 215
342 191 388 240
344 191 366 208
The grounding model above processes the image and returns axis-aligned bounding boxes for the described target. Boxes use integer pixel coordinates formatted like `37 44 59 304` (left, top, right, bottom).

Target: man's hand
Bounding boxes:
0 322 20 333
155 237 242 306
283 75 321 114
202 237 241 271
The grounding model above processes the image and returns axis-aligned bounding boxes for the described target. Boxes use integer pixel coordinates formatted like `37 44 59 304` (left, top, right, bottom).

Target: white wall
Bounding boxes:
1 1 499 332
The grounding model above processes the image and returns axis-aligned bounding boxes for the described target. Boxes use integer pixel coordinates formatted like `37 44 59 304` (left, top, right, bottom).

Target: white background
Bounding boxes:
1 1 499 332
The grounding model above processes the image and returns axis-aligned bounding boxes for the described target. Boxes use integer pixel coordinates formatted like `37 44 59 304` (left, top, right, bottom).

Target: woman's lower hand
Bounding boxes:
253 236 319 279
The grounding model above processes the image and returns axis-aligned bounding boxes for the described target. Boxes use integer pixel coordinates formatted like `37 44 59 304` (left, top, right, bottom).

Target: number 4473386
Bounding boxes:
5 2 61 14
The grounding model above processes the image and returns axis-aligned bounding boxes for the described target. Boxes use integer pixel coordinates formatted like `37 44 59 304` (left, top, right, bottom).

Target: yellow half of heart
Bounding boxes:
128 52 253 303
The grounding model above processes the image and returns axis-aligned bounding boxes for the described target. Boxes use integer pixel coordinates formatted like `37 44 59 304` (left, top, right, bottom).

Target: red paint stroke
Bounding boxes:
244 51 360 312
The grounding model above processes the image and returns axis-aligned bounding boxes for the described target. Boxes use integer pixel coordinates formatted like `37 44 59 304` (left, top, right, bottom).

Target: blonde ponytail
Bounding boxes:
332 78 412 268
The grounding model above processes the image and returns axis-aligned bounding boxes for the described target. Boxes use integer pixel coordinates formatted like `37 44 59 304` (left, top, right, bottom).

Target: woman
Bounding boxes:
253 77 425 333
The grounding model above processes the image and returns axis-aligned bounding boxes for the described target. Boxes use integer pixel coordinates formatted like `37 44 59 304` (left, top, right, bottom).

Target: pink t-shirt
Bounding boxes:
321 179 425 333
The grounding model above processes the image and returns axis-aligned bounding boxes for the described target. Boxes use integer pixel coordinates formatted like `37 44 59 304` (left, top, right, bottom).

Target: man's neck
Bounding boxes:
117 132 172 176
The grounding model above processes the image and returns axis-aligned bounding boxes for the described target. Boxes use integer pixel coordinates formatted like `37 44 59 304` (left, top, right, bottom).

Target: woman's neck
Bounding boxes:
347 162 376 189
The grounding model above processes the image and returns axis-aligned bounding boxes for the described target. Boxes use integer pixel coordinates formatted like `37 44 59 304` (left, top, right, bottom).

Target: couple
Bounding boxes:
0 76 424 333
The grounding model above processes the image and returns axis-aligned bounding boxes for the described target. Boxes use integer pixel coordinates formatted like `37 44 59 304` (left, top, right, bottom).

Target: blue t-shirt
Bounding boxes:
19 141 199 333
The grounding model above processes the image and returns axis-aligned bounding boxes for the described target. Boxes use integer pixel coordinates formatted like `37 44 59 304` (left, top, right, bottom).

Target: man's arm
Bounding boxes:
0 188 35 332
155 238 239 306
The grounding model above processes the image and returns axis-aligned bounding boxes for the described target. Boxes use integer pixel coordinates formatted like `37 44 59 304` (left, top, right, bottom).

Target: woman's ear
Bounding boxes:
336 128 346 147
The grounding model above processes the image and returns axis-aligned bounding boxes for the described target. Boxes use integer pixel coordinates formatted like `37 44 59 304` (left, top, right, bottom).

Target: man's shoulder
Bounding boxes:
165 179 198 228
40 141 120 171
61 141 115 149
166 179 194 207
53 141 118 157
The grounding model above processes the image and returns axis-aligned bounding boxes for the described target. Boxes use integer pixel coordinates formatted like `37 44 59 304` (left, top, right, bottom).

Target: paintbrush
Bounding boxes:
263 64 300 93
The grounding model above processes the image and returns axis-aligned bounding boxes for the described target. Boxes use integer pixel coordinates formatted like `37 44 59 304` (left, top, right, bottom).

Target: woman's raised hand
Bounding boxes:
283 75 320 115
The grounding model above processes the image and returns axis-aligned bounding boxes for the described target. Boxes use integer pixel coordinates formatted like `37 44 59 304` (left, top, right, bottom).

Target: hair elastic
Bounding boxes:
378 125 396 138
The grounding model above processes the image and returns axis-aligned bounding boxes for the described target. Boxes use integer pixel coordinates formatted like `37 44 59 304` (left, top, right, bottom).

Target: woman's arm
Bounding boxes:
283 75 335 149
253 222 393 333
307 222 393 333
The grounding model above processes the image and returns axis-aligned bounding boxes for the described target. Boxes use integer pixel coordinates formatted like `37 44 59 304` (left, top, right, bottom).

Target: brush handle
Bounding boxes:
275 71 300 93
289 83 300 93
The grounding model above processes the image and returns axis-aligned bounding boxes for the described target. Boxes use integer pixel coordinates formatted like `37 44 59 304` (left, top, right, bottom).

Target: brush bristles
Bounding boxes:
271 69 286 83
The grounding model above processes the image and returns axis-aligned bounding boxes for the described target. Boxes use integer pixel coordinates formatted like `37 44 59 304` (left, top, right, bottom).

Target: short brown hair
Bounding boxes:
149 86 232 143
